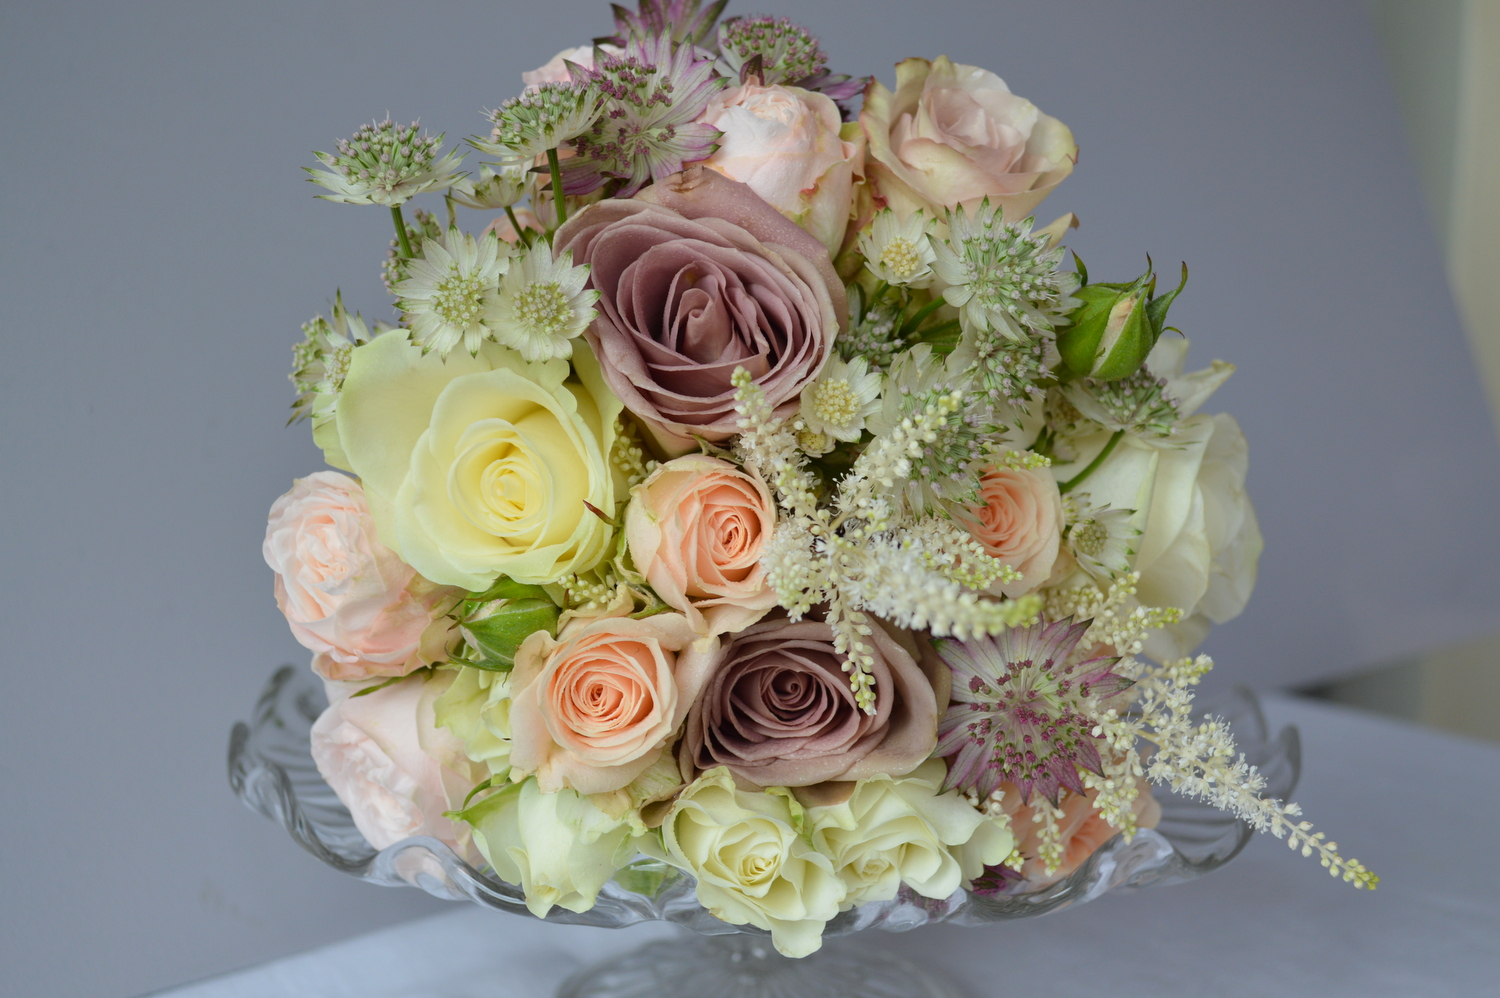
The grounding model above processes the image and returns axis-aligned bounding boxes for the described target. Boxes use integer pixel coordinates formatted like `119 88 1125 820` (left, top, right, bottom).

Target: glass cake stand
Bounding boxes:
229 665 1299 997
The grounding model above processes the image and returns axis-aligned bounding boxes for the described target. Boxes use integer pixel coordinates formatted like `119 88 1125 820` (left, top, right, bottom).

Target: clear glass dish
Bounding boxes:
229 665 1299 996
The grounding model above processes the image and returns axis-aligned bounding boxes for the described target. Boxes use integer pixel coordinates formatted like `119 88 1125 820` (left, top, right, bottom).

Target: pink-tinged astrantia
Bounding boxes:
935 619 1131 805
599 0 728 49
565 36 726 197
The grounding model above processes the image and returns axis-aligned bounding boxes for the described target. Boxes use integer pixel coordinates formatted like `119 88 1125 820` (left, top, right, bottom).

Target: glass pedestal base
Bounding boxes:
556 932 967 998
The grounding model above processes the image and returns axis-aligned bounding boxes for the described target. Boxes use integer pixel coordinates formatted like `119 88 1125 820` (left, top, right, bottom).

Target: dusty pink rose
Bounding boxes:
862 56 1077 220
554 168 845 455
964 465 1063 598
624 455 777 636
1001 777 1161 886
701 83 861 255
311 670 483 858
264 472 455 681
509 612 714 795
677 617 943 788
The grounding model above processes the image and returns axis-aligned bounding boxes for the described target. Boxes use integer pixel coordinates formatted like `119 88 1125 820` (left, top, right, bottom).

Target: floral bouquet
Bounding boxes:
259 0 1374 962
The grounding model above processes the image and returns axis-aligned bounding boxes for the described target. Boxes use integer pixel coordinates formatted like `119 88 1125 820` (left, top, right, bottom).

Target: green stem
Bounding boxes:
505 205 532 249
546 147 567 228
870 280 891 305
1059 430 1124 493
444 193 457 229
390 205 413 259
900 295 947 336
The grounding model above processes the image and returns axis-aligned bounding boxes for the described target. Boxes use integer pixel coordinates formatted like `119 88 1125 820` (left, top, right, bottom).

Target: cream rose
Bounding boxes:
964 465 1063 598
336 328 625 591
702 83 862 254
461 777 636 917
432 666 515 778
264 471 455 682
310 670 484 859
656 767 846 957
508 611 712 795
862 56 1077 219
624 455 777 636
807 759 1012 907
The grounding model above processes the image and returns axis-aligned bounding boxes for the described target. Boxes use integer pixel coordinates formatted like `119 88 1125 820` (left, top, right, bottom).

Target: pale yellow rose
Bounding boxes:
861 56 1076 220
624 455 778 636
336 328 625 590
655 767 846 957
702 83 863 255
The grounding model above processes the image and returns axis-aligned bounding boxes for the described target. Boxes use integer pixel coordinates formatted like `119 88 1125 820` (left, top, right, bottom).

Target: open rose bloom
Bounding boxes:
259 0 1373 966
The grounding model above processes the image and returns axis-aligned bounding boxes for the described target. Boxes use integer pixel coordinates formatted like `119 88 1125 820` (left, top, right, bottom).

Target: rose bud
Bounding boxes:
1057 259 1188 381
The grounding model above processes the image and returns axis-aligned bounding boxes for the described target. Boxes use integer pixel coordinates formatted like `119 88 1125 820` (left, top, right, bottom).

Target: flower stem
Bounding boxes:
547 147 567 228
1059 430 1124 492
505 205 532 249
390 205 414 259
900 295 947 336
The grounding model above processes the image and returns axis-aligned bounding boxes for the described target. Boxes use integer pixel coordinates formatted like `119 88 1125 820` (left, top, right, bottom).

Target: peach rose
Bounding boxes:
701 83 862 255
264 471 455 682
508 611 714 795
964 465 1063 598
1002 777 1161 886
624 455 778 636
311 670 484 858
862 56 1076 220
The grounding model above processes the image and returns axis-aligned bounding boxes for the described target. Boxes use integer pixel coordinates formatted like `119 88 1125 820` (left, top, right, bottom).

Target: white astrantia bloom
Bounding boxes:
394 227 509 359
307 119 466 206
798 355 882 442
1063 493 1138 584
485 245 599 362
449 163 528 210
474 83 605 167
857 208 937 287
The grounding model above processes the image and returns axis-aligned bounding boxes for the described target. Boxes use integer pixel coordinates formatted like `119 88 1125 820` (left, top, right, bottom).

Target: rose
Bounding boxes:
554 167 845 455
335 327 624 590
1001 777 1161 885
432 666 514 778
264 471 455 682
963 465 1063 598
460 777 636 918
701 83 862 255
677 617 943 788
521 44 619 90
624 455 777 635
310 670 484 859
807 759 1013 907
861 56 1077 220
507 611 712 795
655 767 845 957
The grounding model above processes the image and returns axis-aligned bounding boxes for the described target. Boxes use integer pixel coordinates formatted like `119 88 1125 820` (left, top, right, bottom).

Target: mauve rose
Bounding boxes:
677 617 944 788
554 168 846 455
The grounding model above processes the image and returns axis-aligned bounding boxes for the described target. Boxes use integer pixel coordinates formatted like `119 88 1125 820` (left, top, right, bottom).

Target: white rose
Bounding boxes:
461 777 636 918
310 670 483 859
807 759 1013 906
655 767 845 957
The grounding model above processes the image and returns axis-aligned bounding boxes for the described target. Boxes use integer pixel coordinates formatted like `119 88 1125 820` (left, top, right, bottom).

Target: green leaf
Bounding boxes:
465 576 554 605
1145 261 1189 338
461 597 559 670
349 672 413 698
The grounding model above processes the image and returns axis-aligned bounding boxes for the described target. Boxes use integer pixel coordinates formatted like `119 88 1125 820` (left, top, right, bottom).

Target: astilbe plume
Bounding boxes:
598 0 729 49
936 619 1132 804
565 36 726 196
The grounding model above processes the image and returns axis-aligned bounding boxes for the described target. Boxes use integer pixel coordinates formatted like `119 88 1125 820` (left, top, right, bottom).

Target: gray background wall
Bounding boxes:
2 2 1497 996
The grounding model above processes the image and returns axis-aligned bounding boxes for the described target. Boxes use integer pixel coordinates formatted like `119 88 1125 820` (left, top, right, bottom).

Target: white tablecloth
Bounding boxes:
151 695 1500 997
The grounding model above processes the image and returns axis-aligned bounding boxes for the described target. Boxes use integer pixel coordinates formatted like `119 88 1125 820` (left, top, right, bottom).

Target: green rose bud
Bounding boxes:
457 578 559 672
1058 258 1188 381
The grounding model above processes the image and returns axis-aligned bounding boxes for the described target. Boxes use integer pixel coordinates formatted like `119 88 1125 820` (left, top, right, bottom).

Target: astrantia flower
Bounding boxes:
931 199 1080 342
947 326 1049 411
290 292 383 424
449 164 528 210
1063 495 1138 584
857 209 937 287
474 83 605 166
566 36 726 196
485 244 599 361
1063 370 1180 438
307 119 465 206
799 356 882 442
838 299 907 372
394 228 509 359
601 0 728 49
717 16 827 84
935 619 1131 804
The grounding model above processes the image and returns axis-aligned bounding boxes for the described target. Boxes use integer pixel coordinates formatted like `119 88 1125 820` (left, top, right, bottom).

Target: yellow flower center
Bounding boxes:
807 378 860 429
514 281 571 335
432 266 487 325
879 237 923 280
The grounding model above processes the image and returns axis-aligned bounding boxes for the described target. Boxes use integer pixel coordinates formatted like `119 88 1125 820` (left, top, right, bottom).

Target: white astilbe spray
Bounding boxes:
731 368 1040 712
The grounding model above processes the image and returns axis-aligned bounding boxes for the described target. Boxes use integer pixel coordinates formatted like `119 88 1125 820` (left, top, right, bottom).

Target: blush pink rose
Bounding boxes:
701 83 861 255
521 44 620 90
1001 777 1162 886
964 465 1063 598
554 167 845 455
508 612 714 795
311 670 483 858
624 455 777 636
264 471 456 682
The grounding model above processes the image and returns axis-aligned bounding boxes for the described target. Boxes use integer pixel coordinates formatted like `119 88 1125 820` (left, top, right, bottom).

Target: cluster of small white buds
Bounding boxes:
308 119 465 206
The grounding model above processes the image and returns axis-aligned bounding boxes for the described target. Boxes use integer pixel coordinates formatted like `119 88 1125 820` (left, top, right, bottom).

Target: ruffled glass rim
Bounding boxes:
228 665 1299 937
